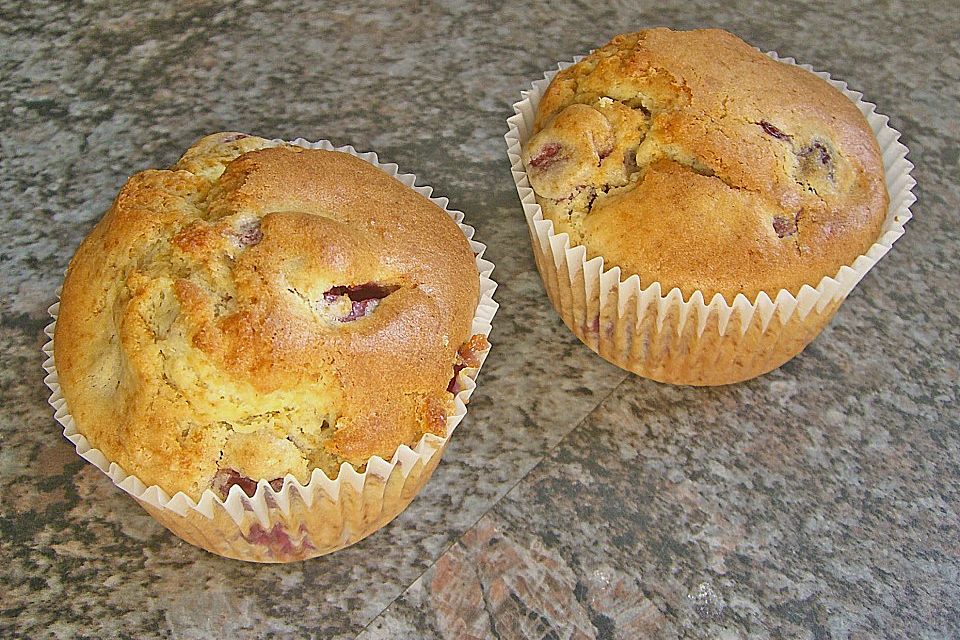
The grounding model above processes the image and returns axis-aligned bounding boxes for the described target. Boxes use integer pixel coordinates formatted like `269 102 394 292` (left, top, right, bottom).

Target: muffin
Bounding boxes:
507 28 912 385
47 133 497 561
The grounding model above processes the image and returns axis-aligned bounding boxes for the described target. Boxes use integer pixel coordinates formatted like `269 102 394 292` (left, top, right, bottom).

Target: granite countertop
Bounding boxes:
2 1 958 638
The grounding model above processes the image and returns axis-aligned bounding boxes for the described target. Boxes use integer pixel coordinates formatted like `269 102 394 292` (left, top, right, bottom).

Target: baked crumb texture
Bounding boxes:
55 133 482 501
521 28 888 301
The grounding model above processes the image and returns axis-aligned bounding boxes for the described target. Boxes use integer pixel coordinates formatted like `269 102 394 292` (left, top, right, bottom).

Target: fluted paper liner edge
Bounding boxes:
43 139 499 561
505 52 914 385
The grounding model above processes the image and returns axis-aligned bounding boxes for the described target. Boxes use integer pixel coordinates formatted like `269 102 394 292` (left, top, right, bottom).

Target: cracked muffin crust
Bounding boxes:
522 28 888 301
54 133 485 500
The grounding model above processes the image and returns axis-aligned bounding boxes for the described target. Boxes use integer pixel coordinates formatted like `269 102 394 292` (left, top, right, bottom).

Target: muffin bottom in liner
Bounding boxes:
137 439 446 563
43 139 499 562
507 52 914 386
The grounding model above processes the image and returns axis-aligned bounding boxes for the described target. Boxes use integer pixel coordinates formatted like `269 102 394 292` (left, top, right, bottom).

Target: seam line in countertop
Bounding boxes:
354 371 632 637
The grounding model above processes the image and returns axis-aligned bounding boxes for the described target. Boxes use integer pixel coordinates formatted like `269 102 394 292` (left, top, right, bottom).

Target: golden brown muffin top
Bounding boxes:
522 28 888 301
55 133 482 500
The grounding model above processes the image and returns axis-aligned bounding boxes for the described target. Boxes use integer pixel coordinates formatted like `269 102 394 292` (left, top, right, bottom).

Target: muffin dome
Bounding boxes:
521 28 888 300
54 133 482 499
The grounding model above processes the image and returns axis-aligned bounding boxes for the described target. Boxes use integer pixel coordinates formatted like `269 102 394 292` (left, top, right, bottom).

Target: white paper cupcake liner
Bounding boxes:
43 138 499 562
505 51 914 385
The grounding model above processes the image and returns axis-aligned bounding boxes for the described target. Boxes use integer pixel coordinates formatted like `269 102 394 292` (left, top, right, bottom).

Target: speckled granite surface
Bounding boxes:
1 1 957 638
